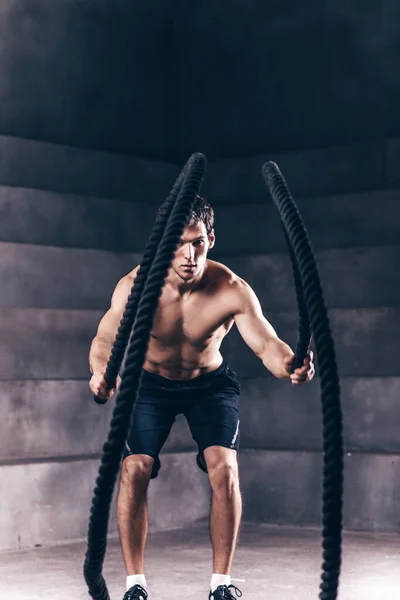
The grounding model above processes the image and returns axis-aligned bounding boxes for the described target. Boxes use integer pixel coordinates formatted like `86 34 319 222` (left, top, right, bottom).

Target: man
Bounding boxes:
89 196 315 600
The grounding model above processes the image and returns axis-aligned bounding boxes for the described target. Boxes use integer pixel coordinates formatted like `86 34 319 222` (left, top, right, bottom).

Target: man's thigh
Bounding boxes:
122 395 177 479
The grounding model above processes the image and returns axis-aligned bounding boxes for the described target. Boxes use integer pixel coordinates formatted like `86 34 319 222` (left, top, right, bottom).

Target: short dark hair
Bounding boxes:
156 195 214 235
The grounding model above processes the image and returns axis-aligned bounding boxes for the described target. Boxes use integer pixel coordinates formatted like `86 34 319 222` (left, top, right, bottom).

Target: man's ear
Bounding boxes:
208 229 215 249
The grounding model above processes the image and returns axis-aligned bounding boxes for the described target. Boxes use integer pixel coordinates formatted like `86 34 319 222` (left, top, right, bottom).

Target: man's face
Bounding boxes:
171 221 215 281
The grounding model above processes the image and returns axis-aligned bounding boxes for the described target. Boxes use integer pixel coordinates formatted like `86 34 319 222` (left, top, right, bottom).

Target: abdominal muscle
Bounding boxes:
142 336 227 380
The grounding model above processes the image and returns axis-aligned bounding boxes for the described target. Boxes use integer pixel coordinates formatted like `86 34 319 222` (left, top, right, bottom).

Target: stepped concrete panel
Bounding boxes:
5 376 399 462
223 308 400 378
387 139 400 188
213 190 400 255
0 243 397 311
0 135 178 201
239 450 400 532
0 307 398 381
0 135 398 204
0 185 156 253
0 380 196 461
0 242 140 309
0 308 102 380
0 185 398 255
238 377 400 453
203 141 387 204
0 452 210 551
223 246 400 311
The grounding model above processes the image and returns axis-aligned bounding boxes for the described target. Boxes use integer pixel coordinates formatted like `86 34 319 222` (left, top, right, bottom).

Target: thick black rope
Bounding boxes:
84 152 206 600
262 161 343 600
93 160 189 404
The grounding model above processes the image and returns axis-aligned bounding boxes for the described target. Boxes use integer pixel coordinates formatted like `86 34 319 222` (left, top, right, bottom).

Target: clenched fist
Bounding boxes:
283 350 315 385
89 372 122 401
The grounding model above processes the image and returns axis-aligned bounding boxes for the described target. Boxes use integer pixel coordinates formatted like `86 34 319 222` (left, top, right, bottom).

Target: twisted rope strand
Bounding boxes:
93 161 190 404
84 153 206 600
262 161 343 600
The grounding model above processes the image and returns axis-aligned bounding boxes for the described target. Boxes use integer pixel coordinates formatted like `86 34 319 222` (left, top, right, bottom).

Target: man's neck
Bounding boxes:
167 263 207 296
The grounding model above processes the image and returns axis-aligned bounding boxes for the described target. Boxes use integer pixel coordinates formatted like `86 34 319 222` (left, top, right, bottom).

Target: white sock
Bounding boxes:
126 574 147 592
210 574 231 593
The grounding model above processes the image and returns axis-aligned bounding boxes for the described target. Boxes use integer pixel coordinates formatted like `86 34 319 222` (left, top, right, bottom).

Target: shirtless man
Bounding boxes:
89 196 315 600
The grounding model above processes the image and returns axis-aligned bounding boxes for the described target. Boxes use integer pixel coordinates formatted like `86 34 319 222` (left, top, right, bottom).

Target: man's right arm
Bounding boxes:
89 270 137 400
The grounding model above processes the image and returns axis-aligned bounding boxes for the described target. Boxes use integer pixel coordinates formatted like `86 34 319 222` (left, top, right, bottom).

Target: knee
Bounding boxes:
120 455 153 488
208 460 239 495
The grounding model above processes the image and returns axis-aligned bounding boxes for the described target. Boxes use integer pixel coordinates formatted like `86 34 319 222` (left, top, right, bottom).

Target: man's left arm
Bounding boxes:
232 279 314 384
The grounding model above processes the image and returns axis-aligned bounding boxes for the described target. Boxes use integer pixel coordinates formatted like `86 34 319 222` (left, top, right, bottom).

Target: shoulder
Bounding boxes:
111 266 139 307
206 260 253 302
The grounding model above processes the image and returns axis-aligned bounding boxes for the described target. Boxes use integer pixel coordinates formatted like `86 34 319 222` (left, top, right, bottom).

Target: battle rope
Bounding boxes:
84 152 206 600
93 159 189 404
262 161 344 600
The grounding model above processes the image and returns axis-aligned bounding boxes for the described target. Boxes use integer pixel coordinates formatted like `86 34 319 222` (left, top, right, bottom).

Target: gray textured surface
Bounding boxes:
0 453 210 551
0 306 398 380
203 141 389 202
239 377 400 454
224 307 400 378
0 242 398 310
0 242 139 309
0 185 156 252
0 0 399 553
1 523 399 600
224 246 400 309
0 135 178 201
0 308 101 379
239 450 400 532
0 2 397 159
2 377 400 463
1 134 399 200
0 380 114 461
1 184 400 255
0 379 197 461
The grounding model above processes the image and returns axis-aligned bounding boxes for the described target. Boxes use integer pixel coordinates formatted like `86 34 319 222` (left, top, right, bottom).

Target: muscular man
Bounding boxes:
89 196 315 600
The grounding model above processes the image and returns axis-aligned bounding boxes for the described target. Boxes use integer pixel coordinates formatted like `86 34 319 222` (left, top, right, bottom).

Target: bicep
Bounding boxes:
96 272 136 342
233 281 278 356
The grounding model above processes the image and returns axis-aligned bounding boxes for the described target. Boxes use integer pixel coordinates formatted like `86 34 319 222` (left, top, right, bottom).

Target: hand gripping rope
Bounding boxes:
84 152 206 600
262 161 344 600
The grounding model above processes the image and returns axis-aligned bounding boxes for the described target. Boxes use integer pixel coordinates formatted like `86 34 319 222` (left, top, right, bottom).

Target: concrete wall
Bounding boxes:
1 133 399 552
0 136 213 552
1 0 399 551
0 2 398 160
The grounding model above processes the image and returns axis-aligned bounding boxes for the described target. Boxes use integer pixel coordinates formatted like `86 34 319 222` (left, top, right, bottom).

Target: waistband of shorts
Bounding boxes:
140 359 228 388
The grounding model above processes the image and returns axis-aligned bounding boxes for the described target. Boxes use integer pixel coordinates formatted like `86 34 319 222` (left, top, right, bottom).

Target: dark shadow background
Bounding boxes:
0 0 396 160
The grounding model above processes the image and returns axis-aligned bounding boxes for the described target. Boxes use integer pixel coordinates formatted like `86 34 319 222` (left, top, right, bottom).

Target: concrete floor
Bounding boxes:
1 522 399 600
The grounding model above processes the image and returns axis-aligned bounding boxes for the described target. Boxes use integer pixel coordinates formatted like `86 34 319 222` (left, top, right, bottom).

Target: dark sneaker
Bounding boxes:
209 584 243 599
123 584 148 600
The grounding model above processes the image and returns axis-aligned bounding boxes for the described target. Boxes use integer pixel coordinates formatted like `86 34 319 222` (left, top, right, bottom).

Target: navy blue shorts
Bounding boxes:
122 360 241 479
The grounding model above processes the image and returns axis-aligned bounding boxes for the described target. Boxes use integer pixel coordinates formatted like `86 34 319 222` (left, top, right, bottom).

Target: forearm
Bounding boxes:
259 338 294 379
89 336 114 375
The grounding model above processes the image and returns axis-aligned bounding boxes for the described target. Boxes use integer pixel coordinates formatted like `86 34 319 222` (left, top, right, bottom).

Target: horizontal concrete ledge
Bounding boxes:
0 306 399 381
1 134 399 202
0 452 211 551
239 376 400 453
1 185 399 255
2 376 399 462
225 306 400 378
0 241 140 309
0 184 157 253
0 134 179 202
202 138 400 202
1 242 399 310
239 449 400 532
223 246 400 310
0 453 101 466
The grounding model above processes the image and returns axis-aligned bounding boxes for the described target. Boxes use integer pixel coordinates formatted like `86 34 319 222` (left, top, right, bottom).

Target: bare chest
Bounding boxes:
151 291 232 348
